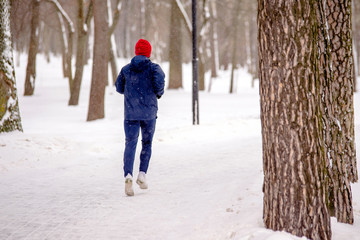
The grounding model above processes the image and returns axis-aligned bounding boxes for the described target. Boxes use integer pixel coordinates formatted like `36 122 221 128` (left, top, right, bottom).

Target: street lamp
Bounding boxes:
192 0 199 125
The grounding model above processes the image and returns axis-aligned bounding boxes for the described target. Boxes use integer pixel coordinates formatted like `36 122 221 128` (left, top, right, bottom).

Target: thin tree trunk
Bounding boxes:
144 0 152 40
198 53 205 90
230 0 240 94
139 0 145 38
109 44 117 85
198 1 208 92
69 0 92 106
24 0 40 96
107 0 122 86
44 0 75 93
56 11 67 79
168 0 183 89
87 0 109 121
122 0 128 58
258 0 331 239
66 30 73 90
0 0 23 133
209 0 218 78
42 23 51 63
249 2 259 84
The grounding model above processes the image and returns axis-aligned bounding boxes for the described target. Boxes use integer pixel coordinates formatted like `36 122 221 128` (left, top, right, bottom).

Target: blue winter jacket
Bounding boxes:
115 55 165 120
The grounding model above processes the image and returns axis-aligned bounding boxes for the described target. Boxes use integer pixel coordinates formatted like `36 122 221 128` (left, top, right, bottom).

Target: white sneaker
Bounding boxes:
125 174 134 196
136 171 148 189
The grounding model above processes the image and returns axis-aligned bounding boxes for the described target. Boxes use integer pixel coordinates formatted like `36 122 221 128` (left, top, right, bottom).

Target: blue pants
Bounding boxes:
123 119 156 177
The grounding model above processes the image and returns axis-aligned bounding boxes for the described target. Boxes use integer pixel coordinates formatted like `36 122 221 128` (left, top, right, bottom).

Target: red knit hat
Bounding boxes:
135 39 152 58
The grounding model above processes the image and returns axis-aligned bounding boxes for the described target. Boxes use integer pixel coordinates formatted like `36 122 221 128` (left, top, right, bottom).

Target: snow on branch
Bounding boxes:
45 0 75 33
108 0 122 35
175 0 192 36
57 12 67 50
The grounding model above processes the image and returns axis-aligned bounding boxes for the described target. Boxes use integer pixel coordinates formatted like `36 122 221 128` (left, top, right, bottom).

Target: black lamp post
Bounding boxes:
192 0 199 125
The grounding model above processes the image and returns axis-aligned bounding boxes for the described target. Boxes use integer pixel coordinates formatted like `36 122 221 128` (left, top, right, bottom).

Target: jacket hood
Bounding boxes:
130 55 151 72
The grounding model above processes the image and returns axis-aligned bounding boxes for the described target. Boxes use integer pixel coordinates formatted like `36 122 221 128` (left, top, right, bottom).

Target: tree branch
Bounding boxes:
109 0 122 36
175 0 192 36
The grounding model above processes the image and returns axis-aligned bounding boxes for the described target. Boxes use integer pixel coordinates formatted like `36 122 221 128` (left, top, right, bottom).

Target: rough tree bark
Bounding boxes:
0 0 23 133
24 0 40 96
87 0 108 121
326 0 358 184
317 0 357 224
258 0 331 239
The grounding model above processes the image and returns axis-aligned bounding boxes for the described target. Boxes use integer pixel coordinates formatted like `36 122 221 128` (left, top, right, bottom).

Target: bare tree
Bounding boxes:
69 0 93 106
87 0 109 121
0 0 23 133
45 0 75 92
107 0 122 85
258 0 331 239
23 0 74 96
24 0 40 96
207 0 219 92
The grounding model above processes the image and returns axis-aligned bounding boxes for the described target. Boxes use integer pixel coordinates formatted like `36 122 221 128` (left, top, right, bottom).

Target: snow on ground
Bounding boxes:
0 55 359 240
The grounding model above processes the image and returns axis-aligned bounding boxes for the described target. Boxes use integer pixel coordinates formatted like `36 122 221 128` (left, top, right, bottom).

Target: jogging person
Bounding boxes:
115 39 165 196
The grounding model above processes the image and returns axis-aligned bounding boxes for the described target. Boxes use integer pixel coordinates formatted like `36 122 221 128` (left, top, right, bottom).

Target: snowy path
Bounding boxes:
0 101 266 240
1 89 359 239
0 121 264 239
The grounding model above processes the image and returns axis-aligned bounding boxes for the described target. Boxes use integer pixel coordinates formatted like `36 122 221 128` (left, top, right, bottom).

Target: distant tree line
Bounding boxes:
10 0 258 96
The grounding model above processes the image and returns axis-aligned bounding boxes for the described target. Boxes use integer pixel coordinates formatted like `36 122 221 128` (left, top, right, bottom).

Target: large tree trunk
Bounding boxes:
258 0 331 239
87 0 109 121
318 0 357 224
168 0 183 89
0 0 23 133
69 0 92 106
24 0 40 96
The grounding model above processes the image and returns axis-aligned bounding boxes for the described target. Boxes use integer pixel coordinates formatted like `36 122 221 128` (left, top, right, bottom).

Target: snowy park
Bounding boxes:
2 0 360 239
0 54 359 239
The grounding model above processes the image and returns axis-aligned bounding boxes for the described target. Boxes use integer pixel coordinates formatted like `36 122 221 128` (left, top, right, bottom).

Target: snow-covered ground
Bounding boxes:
0 55 359 240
